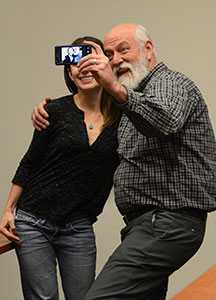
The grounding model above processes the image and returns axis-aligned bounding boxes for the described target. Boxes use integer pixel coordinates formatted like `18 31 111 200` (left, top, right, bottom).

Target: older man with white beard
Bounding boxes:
32 23 216 299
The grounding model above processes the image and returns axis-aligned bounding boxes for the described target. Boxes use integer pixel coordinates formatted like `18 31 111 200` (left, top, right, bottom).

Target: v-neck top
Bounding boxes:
12 95 119 224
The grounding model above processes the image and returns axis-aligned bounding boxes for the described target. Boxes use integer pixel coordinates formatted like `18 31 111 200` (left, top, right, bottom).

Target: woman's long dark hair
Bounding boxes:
64 36 120 130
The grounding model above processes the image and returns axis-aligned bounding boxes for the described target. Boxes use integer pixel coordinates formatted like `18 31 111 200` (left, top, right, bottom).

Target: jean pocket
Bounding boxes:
69 219 94 233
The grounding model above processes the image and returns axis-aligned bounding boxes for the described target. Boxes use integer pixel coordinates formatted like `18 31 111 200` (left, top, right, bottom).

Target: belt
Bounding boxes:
173 208 207 221
123 206 207 224
123 205 158 224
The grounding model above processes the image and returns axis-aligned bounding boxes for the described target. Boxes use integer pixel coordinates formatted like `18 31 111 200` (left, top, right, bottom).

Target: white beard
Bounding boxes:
113 53 149 90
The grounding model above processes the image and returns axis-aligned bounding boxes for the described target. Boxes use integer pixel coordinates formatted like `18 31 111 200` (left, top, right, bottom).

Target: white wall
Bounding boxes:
0 1 215 299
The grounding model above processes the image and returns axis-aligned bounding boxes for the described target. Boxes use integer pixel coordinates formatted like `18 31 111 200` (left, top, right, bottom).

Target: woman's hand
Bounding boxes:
0 184 24 244
0 210 20 244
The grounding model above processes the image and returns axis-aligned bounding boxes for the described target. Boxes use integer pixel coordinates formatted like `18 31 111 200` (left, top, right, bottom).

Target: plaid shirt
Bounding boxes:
113 62 216 216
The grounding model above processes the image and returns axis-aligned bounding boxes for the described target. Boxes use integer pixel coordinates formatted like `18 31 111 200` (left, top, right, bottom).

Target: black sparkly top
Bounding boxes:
12 95 119 224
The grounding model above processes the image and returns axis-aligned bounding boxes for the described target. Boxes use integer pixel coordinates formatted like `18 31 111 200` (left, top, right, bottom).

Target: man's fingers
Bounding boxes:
83 41 104 55
78 42 106 70
33 124 42 131
31 104 49 127
32 117 48 130
45 97 52 103
38 102 49 119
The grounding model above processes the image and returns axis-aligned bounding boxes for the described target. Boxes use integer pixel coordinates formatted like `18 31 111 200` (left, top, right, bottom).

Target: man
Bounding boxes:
32 24 216 299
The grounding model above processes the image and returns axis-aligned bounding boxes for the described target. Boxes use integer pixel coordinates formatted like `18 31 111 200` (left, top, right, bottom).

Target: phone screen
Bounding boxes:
55 44 92 65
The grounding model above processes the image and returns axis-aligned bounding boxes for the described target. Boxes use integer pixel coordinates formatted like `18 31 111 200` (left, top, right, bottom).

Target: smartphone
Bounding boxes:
55 44 92 65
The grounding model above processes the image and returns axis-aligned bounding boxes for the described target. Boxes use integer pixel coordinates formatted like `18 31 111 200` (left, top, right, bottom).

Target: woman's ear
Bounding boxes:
68 67 74 81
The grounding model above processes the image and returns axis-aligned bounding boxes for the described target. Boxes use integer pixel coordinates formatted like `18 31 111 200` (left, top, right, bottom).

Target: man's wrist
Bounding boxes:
107 81 127 103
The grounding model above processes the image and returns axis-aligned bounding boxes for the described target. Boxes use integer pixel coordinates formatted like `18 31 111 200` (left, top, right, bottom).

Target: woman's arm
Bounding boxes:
0 101 57 243
13 101 56 186
0 184 24 244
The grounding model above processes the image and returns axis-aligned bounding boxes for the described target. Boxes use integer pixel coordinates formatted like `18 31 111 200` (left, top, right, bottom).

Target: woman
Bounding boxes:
0 36 120 300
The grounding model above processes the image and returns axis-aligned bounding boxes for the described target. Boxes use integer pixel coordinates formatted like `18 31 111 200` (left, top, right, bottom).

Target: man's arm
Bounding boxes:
31 97 51 131
118 77 195 137
79 50 193 137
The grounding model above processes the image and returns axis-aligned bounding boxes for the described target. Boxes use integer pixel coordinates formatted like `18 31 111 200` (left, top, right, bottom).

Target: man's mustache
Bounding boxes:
113 62 134 78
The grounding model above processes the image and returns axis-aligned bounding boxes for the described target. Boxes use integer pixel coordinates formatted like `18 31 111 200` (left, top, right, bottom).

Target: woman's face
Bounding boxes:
68 47 73 56
68 46 100 92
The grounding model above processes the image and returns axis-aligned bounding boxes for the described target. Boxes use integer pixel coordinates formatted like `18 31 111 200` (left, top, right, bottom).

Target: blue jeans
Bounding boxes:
15 209 96 300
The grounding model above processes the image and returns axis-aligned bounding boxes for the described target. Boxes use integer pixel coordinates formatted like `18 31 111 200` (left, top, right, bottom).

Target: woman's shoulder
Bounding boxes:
45 94 73 109
44 94 74 114
43 95 74 124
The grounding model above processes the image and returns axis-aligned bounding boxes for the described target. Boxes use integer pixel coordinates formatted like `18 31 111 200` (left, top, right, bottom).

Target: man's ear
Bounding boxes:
144 40 154 61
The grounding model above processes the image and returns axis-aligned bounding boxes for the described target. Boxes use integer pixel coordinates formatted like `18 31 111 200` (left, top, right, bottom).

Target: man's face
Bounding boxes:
113 53 149 90
104 24 149 89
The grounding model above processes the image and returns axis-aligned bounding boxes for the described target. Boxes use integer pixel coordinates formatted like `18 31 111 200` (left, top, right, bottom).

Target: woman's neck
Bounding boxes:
74 87 103 113
74 87 104 146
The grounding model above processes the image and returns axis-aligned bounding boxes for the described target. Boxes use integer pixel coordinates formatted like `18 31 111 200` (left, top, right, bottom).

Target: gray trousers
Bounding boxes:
84 209 206 300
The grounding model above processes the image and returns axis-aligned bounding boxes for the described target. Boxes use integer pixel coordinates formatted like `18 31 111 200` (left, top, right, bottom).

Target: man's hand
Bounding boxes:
31 97 51 131
0 210 20 244
77 42 127 103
